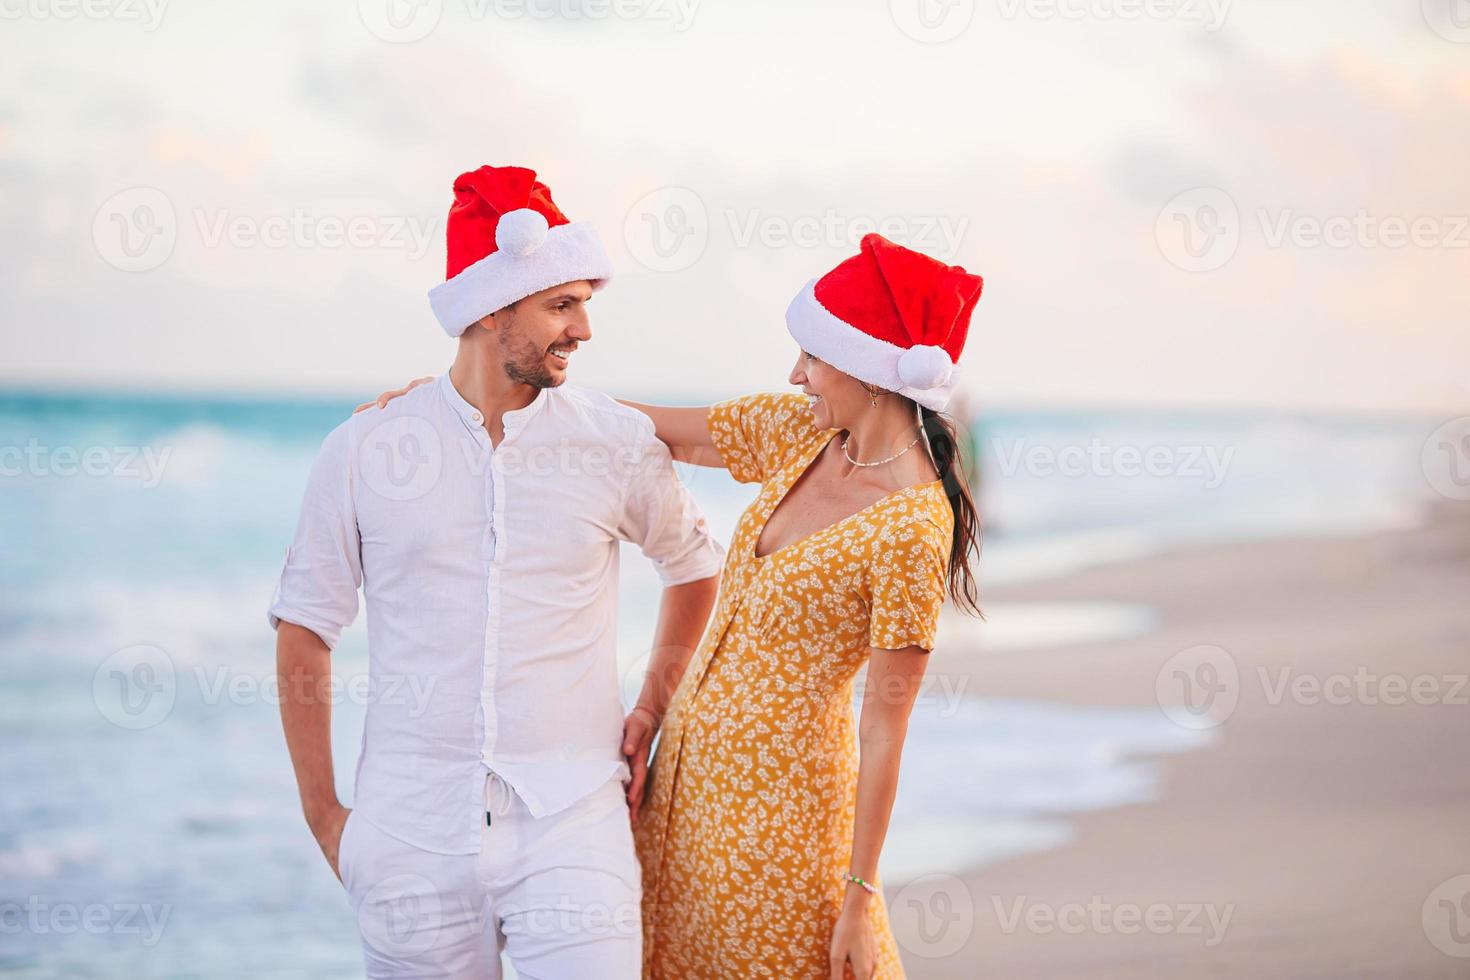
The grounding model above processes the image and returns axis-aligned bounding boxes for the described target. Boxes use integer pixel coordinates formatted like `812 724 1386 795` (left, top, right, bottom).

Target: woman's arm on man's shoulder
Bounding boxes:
351 383 731 470
617 400 727 469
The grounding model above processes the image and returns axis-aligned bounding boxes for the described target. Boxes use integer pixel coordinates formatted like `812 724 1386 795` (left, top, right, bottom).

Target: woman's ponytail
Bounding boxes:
919 405 983 617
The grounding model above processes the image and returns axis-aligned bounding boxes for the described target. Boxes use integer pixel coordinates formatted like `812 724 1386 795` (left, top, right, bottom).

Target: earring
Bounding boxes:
863 382 879 407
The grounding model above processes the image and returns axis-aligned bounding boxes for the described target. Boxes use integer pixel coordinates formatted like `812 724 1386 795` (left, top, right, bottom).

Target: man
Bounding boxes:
269 164 723 978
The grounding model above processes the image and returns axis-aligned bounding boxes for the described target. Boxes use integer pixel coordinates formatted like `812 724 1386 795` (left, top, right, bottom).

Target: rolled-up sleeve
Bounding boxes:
618 424 725 586
267 423 362 650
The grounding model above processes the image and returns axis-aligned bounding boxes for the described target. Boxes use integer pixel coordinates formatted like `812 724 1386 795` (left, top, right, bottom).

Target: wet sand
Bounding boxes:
893 501 1470 979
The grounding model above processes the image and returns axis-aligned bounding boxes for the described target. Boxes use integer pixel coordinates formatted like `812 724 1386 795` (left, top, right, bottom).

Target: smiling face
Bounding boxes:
788 346 873 430
489 279 594 388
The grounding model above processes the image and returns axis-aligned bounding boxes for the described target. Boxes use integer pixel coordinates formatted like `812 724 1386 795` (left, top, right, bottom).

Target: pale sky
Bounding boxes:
2 0 1467 415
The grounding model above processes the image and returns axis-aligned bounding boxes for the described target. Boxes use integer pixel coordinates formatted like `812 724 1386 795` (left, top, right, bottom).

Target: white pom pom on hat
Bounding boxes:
896 344 954 390
495 207 550 256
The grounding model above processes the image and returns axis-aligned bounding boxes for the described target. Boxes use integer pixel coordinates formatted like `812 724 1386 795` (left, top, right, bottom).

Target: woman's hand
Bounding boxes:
621 705 660 824
353 376 434 414
829 894 878 980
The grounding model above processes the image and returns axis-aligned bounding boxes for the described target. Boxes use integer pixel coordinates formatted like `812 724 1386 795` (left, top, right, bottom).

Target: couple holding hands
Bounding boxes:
270 163 983 979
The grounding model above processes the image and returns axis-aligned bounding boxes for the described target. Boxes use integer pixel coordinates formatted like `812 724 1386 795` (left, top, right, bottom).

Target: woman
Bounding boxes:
364 233 983 978
625 235 981 980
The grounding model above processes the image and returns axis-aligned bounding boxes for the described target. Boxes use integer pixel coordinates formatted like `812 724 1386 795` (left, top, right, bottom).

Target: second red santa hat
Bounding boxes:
428 165 613 337
784 233 982 412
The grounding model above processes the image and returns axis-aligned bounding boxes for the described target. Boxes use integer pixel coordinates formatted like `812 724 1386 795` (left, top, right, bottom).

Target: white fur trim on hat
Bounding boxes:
428 220 613 338
784 279 961 412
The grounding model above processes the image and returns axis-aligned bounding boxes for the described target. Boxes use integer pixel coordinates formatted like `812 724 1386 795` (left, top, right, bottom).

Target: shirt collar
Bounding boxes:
504 384 552 434
438 371 553 438
438 372 480 434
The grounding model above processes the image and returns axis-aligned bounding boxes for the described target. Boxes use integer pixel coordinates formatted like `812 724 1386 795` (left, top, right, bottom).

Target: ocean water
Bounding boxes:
0 389 1444 976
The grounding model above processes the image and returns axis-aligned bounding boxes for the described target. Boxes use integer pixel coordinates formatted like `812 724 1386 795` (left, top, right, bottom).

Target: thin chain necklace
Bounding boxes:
842 429 922 468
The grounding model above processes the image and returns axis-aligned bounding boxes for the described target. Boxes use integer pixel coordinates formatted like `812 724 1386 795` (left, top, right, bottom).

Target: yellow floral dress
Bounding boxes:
634 391 953 979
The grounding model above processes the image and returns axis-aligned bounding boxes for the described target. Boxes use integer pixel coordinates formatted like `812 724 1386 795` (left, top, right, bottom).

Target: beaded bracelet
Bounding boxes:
842 872 877 895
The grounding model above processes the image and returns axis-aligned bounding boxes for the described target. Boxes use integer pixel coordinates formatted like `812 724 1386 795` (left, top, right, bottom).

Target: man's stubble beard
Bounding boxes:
496 315 562 389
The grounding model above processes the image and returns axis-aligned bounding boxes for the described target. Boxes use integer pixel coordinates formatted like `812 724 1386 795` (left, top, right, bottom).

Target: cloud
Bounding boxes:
1 2 1465 414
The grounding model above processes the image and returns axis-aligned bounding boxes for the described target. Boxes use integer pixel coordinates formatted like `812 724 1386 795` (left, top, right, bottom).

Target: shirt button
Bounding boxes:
471 411 483 423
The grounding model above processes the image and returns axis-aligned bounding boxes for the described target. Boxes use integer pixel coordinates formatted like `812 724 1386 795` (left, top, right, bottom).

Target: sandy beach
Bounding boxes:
891 500 1470 979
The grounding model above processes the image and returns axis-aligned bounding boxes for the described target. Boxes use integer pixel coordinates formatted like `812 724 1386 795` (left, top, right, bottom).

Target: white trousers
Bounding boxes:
339 772 642 979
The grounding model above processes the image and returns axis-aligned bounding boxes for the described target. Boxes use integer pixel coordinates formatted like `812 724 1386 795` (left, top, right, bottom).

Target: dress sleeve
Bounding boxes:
866 518 949 652
706 392 820 485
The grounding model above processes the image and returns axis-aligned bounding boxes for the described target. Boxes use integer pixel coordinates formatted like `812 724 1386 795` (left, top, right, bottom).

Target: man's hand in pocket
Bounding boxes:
310 804 353 882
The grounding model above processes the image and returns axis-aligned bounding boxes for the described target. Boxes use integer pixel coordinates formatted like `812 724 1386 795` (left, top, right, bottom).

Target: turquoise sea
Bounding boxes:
0 387 1442 976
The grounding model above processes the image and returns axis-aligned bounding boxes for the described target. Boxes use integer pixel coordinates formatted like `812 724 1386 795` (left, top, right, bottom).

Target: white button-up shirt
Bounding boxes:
268 373 724 854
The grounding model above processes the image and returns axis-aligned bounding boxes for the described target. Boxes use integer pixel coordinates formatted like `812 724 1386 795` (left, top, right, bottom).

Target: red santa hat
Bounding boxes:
784 233 982 412
428 165 613 337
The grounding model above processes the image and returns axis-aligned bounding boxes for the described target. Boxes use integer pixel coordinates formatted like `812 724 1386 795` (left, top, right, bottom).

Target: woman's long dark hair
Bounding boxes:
919 405 983 617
